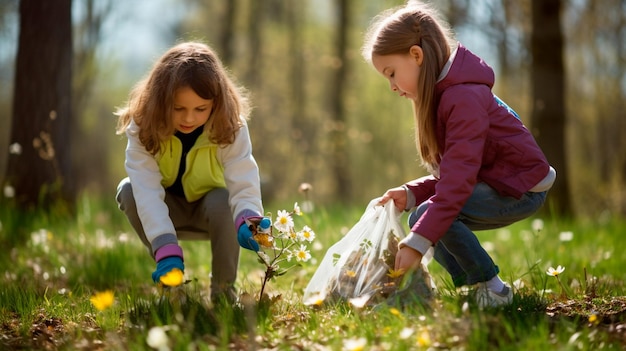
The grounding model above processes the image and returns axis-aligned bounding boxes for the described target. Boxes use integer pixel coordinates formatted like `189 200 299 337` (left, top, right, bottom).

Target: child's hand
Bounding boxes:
152 244 185 286
237 216 271 251
378 186 407 212
395 246 423 272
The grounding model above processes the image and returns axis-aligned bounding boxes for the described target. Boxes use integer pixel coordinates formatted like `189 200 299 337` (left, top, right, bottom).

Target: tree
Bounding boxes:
4 0 73 212
530 0 571 216
329 0 351 201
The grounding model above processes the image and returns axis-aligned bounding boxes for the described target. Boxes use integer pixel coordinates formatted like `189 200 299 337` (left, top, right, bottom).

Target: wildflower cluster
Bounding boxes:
250 203 315 300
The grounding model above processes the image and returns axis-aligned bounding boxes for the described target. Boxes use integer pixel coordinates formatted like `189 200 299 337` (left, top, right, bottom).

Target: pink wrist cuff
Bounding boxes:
155 244 184 262
235 217 246 230
235 209 262 229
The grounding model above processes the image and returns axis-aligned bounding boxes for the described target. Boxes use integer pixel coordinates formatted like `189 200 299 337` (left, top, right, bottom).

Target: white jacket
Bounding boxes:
124 118 263 244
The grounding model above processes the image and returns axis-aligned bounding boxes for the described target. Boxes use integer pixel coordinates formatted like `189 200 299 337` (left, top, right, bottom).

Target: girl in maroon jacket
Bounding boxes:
362 1 556 308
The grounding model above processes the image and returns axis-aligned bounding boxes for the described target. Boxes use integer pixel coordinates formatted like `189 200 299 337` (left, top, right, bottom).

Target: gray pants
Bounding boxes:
116 177 239 296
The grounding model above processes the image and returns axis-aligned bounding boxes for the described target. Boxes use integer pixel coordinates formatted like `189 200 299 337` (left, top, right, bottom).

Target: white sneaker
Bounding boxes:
474 283 513 309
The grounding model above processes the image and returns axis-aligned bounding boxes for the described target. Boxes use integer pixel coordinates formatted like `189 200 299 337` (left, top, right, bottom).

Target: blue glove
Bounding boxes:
152 256 185 284
237 217 271 251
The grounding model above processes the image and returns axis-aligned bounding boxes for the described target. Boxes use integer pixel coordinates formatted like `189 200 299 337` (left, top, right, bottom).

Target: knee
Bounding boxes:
202 188 231 217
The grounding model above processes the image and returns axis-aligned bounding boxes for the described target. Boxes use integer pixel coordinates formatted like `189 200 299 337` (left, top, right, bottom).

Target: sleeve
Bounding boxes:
404 175 438 209
218 118 264 228
124 120 177 251
410 87 489 244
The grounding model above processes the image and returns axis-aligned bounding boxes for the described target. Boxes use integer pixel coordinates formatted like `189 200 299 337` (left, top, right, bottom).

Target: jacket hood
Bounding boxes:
436 44 495 95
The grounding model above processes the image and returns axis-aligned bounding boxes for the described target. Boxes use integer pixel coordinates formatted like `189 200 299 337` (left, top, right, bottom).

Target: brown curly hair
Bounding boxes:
116 42 251 155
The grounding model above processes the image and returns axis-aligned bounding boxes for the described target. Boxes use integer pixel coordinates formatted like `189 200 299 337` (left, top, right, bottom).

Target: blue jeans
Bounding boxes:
408 182 547 287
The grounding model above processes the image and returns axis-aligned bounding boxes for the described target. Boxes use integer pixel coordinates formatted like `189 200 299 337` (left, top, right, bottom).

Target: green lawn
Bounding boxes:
1 197 625 350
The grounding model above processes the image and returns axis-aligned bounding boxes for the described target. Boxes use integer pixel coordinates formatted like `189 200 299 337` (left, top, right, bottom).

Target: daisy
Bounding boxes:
293 244 311 262
297 226 316 242
546 265 565 276
273 210 294 233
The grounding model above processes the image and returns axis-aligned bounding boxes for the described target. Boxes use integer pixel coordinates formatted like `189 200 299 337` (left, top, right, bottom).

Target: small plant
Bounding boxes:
247 203 315 301
546 265 567 298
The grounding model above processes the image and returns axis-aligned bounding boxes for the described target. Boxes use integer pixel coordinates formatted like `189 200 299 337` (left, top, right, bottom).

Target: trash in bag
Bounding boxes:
304 199 434 308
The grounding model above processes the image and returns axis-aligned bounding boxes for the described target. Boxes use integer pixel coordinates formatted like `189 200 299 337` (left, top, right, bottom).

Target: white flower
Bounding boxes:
348 294 371 308
9 143 22 155
293 202 302 216
273 210 294 233
399 327 414 339
559 231 574 242
146 326 170 350
297 226 316 242
303 292 326 306
293 245 311 262
343 337 366 351
531 218 544 232
286 229 298 241
3 185 15 198
547 265 565 276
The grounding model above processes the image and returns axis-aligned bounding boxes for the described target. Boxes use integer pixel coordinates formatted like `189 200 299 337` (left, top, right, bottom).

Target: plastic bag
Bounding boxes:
304 199 434 307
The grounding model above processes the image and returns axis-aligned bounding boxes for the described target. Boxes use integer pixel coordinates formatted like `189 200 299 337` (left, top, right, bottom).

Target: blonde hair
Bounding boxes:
362 1 455 171
116 42 250 155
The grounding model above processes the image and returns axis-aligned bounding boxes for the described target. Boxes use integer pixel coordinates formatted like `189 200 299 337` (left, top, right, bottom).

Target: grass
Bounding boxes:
1 196 626 350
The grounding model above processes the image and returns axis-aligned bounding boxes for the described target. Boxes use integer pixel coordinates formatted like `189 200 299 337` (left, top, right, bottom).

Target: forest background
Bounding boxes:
0 0 625 219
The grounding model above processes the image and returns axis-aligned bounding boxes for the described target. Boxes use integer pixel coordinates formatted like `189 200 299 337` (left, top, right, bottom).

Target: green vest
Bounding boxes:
157 133 226 202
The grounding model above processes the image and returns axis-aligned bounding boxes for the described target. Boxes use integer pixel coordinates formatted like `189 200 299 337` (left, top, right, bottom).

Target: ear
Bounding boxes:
409 45 424 66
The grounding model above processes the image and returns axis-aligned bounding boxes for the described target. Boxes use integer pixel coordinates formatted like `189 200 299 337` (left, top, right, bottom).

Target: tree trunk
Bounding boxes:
219 0 237 65
329 0 351 202
530 0 571 216
5 0 74 212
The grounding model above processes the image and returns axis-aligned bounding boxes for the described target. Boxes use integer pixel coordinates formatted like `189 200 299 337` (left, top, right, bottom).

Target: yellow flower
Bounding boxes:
416 327 431 347
387 268 405 279
160 268 184 287
389 307 402 317
253 233 274 248
345 270 357 278
90 290 114 311
546 265 565 276
588 313 599 324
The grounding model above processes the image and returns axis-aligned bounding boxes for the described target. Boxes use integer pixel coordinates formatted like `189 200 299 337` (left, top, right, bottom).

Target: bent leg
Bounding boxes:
198 188 239 299
409 204 492 286
408 183 546 286
116 178 151 250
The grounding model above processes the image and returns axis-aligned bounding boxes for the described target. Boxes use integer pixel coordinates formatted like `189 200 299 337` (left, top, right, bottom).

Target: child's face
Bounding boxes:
372 47 422 101
172 86 213 134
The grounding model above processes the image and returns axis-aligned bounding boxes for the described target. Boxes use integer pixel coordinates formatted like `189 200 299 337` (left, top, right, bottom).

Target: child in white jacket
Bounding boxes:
115 41 268 304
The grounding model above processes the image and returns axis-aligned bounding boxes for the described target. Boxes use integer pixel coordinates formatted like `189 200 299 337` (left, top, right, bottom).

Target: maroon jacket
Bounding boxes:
406 44 550 244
